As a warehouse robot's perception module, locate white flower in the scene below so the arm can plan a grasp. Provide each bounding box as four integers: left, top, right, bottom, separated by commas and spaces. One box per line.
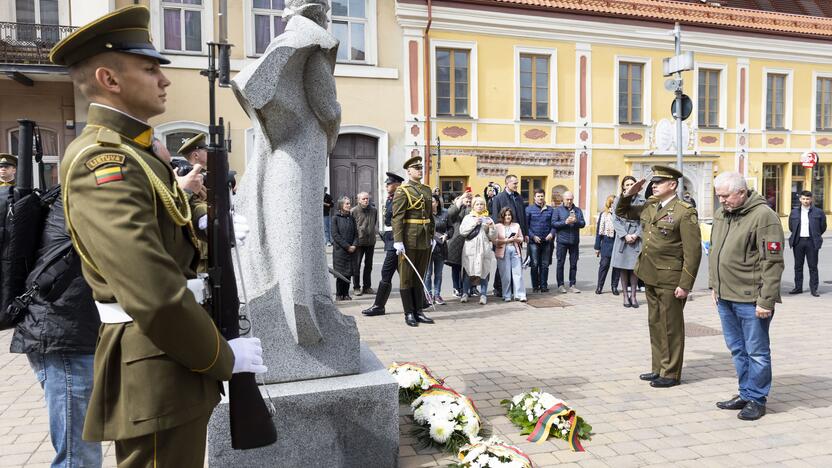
538, 393, 563, 410
511, 393, 524, 405
561, 428, 568, 436
429, 418, 455, 443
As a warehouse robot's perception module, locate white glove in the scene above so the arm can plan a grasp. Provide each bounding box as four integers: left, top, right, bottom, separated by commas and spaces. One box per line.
198, 214, 208, 231
394, 242, 406, 255
233, 213, 250, 245
228, 337, 267, 374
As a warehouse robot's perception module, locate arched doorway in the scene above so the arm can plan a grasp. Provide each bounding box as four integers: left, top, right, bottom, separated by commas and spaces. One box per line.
329, 133, 379, 205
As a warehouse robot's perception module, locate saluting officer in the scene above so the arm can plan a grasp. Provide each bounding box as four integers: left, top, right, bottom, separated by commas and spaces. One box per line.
362, 171, 405, 317
0, 154, 17, 186
616, 165, 701, 388
50, 6, 264, 467
392, 156, 435, 327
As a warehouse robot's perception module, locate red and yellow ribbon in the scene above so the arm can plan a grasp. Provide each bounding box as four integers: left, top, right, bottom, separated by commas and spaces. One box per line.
527, 403, 584, 452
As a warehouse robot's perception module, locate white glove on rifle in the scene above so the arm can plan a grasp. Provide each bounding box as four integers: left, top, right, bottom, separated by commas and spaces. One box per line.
229, 337, 267, 374
233, 213, 250, 245
394, 242, 406, 255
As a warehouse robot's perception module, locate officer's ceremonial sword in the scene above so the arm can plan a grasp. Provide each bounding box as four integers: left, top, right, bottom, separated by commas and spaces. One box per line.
400, 250, 437, 313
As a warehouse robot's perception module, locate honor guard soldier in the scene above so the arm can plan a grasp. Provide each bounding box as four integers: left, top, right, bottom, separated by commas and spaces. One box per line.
362, 171, 405, 317
392, 156, 436, 327
616, 165, 701, 388
50, 6, 264, 467
178, 133, 209, 168
0, 154, 17, 186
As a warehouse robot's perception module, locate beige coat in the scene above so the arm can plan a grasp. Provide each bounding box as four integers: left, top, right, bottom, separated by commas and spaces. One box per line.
459, 213, 497, 278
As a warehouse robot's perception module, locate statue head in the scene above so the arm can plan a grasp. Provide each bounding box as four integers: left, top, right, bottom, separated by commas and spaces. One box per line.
284, 0, 330, 27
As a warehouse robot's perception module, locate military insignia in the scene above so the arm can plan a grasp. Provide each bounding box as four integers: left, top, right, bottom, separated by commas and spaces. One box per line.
766, 241, 782, 254
85, 153, 126, 171
94, 166, 124, 185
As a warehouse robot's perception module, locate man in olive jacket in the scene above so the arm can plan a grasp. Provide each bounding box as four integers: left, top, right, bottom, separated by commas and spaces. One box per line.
710, 172, 784, 421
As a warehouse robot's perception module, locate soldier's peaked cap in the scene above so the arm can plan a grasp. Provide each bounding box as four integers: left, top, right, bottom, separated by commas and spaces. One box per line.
178, 134, 207, 156
385, 172, 404, 184
650, 165, 683, 182
403, 156, 423, 169
49, 5, 170, 67
0, 154, 17, 167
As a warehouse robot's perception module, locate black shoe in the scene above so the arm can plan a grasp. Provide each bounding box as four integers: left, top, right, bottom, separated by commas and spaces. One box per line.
411, 289, 435, 324
362, 282, 391, 316
541, 287, 549, 293
415, 311, 435, 324
650, 377, 680, 388
612, 287, 620, 296
811, 290, 820, 297
362, 306, 385, 316
639, 372, 659, 381
788, 288, 803, 295
493, 290, 502, 298
401, 288, 418, 327
624, 297, 632, 308
404, 313, 419, 327
595, 287, 603, 295
532, 287, 540, 293
738, 401, 766, 420
631, 297, 639, 308
362, 287, 375, 295
716, 395, 748, 410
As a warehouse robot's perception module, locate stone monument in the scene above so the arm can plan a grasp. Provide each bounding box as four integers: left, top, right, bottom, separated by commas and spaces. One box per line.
207, 1, 398, 466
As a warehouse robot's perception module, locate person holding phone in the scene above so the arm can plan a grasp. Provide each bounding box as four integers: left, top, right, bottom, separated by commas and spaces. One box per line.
552, 191, 586, 293
459, 196, 497, 305
495, 207, 527, 302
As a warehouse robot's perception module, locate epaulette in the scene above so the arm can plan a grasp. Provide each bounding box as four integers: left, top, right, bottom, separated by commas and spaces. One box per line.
95, 127, 123, 147
677, 200, 693, 209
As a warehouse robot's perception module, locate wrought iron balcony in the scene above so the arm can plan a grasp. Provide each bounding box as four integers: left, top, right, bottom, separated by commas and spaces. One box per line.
0, 22, 77, 66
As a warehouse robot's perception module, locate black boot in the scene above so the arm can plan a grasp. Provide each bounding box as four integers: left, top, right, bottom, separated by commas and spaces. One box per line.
362, 282, 391, 316
412, 288, 435, 324
400, 288, 418, 327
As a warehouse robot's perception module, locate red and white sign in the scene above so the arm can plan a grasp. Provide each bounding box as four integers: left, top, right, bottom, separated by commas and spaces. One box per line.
801, 151, 819, 168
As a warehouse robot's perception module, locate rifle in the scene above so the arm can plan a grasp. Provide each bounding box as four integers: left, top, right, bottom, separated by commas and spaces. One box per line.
203, 18, 277, 449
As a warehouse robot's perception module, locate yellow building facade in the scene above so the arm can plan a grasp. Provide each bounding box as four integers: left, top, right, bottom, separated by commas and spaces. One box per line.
396, 0, 832, 230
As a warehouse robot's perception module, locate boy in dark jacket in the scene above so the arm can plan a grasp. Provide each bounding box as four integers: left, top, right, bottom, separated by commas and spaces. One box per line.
552, 191, 586, 293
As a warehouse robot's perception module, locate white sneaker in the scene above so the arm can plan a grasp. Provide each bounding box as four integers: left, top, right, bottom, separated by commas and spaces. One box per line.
558, 285, 567, 293
569, 286, 581, 294
460, 294, 469, 303
503, 297, 511, 302
479, 295, 487, 305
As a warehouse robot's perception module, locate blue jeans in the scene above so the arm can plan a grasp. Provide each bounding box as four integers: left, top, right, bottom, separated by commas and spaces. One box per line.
498, 245, 526, 300
27, 353, 102, 468
424, 256, 444, 296
463, 272, 489, 296
528, 240, 552, 289
716, 300, 773, 404
323, 215, 332, 244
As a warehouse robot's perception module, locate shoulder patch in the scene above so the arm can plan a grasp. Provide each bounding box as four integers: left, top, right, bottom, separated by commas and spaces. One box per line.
94, 166, 124, 185
85, 153, 126, 171
95, 127, 122, 147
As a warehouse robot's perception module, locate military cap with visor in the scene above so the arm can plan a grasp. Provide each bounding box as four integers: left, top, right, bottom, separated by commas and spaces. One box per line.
49, 5, 170, 67
0, 154, 17, 167
178, 133, 208, 156
385, 172, 404, 185
402, 156, 423, 170
650, 165, 684, 182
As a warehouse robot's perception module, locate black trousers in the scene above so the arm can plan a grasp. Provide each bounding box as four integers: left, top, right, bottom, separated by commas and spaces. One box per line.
597, 255, 620, 291
793, 237, 820, 292
556, 243, 579, 287
335, 278, 351, 296
380, 249, 398, 283
353, 245, 375, 290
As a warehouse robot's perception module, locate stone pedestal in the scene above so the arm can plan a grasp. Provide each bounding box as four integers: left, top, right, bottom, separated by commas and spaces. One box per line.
208, 344, 399, 468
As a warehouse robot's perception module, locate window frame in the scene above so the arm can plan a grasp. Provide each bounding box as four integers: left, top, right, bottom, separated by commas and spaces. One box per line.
430, 39, 478, 119
514, 46, 557, 122
520, 176, 546, 205
810, 163, 830, 212
152, 0, 214, 56
813, 72, 832, 132
762, 163, 783, 215
791, 164, 807, 210
761, 68, 793, 131
693, 62, 728, 130
248, 0, 286, 56
439, 176, 467, 209
330, 0, 370, 64
614, 55, 652, 126
7, 126, 60, 190
434, 48, 471, 118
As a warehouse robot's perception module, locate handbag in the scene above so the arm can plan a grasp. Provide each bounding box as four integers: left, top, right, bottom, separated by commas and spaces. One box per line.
465, 223, 482, 240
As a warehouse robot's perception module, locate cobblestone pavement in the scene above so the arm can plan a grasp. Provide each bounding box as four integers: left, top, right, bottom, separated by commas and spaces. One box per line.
2, 238, 831, 467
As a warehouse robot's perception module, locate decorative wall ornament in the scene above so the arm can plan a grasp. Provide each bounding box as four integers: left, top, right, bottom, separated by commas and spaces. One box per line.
579, 130, 589, 142
818, 137, 832, 147
767, 137, 784, 145
524, 128, 548, 140
442, 126, 468, 138
410, 124, 420, 137
621, 131, 643, 142
700, 135, 718, 144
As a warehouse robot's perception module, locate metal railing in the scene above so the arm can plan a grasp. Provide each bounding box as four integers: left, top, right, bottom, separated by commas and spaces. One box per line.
0, 22, 77, 65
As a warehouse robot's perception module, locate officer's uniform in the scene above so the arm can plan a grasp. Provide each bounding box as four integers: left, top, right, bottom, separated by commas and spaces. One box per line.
0, 153, 17, 186
616, 165, 701, 386
177, 134, 209, 271
392, 156, 435, 327
50, 6, 233, 467
362, 172, 404, 317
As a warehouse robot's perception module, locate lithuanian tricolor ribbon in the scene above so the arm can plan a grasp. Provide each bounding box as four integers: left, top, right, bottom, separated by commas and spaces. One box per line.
421, 384, 481, 424
94, 166, 124, 185
527, 403, 584, 452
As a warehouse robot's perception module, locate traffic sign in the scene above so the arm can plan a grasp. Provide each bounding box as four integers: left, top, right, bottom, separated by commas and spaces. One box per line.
671, 94, 693, 121
662, 51, 694, 77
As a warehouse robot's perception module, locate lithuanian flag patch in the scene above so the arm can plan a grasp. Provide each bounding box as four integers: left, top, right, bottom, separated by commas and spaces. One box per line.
94, 166, 124, 185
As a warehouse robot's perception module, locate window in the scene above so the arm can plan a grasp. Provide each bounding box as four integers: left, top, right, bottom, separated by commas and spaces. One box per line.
252, 0, 285, 55
698, 69, 720, 128
766, 74, 786, 130
811, 164, 829, 211
762, 163, 783, 213
791, 165, 806, 209
520, 177, 545, 206
817, 78, 832, 131
15, 0, 59, 42
520, 54, 549, 120
618, 62, 643, 124
440, 177, 466, 208
331, 0, 367, 63
9, 127, 60, 189
436, 49, 470, 117
162, 0, 203, 53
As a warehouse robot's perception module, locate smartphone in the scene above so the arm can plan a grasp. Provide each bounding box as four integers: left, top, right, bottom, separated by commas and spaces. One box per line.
508, 232, 517, 239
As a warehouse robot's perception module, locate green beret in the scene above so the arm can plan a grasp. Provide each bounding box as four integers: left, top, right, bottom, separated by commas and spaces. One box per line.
403, 156, 423, 170
49, 5, 170, 67
178, 134, 207, 156
0, 154, 17, 167
651, 165, 683, 182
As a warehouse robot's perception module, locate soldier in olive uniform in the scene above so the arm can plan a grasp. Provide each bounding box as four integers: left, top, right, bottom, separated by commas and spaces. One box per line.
50, 6, 264, 467
616, 165, 702, 388
178, 134, 209, 271
392, 156, 436, 327
0, 154, 17, 186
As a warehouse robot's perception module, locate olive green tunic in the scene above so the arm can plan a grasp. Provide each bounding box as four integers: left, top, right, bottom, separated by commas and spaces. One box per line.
392, 179, 435, 288
616, 194, 702, 380
60, 104, 233, 442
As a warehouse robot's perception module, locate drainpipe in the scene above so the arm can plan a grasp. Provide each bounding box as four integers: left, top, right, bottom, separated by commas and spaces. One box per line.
423, 0, 433, 186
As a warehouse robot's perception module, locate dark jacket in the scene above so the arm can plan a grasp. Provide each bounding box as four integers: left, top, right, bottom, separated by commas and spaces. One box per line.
552, 205, 586, 245
323, 193, 333, 217
331, 211, 357, 276
525, 203, 555, 239
788, 205, 827, 250
593, 213, 616, 258
432, 208, 453, 260
10, 195, 100, 354
382, 195, 395, 251
445, 202, 470, 265
490, 190, 527, 235
351, 204, 377, 247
